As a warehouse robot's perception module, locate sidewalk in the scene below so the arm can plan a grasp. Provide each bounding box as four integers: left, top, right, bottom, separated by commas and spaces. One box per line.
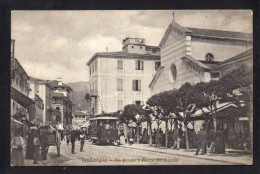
120, 143, 253, 165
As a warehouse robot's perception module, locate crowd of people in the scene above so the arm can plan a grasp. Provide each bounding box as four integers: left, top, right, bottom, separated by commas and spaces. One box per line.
11, 126, 50, 166
125, 124, 251, 155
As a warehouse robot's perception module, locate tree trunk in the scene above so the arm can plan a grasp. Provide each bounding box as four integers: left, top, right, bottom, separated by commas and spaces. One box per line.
136, 124, 140, 144
148, 123, 152, 146
184, 121, 189, 150
165, 120, 168, 148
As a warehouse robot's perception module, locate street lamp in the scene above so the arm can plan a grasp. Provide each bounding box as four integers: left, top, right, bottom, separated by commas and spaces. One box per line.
135, 113, 141, 144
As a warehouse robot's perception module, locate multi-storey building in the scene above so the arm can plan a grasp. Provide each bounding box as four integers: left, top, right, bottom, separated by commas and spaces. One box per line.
11, 39, 35, 136
50, 78, 73, 127
28, 77, 54, 126
87, 37, 160, 115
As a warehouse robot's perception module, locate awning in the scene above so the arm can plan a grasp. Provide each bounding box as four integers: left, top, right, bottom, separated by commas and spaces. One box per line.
11, 87, 34, 108
81, 121, 90, 128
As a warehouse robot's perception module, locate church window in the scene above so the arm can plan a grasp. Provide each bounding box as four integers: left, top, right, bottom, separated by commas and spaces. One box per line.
205, 53, 214, 62
169, 63, 177, 84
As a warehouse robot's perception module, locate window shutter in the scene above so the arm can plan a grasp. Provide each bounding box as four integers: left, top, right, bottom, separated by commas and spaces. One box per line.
132, 80, 136, 91
135, 60, 138, 70
138, 80, 141, 91
141, 61, 144, 70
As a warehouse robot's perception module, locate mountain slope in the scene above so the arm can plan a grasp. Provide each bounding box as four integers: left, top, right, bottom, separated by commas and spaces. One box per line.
68, 82, 90, 112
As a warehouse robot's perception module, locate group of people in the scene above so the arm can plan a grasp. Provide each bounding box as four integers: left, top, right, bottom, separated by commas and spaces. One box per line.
65, 130, 86, 154
11, 127, 49, 166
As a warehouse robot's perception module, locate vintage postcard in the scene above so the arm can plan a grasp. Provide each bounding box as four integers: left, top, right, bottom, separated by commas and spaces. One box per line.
10, 10, 253, 166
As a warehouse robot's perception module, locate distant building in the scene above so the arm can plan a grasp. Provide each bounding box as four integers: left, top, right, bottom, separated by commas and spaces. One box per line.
72, 111, 91, 130
28, 77, 54, 126
50, 78, 74, 127
87, 37, 160, 115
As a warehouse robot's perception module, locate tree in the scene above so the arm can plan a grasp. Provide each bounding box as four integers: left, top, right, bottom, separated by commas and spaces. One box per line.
121, 104, 145, 144
142, 105, 155, 146
174, 83, 199, 150
147, 90, 179, 148
218, 65, 253, 150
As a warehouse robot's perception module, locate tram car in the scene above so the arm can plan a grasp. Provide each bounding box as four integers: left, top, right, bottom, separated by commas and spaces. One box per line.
88, 114, 119, 145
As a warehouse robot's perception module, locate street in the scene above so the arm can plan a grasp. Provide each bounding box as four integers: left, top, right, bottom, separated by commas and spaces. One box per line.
24, 140, 242, 166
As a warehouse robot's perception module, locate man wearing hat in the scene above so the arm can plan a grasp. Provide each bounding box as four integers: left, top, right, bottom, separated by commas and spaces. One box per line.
195, 127, 207, 155
26, 127, 36, 159
33, 129, 41, 164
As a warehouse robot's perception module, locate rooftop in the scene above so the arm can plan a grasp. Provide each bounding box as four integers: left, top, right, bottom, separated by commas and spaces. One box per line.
187, 27, 252, 41
217, 48, 253, 66
49, 80, 73, 92
87, 51, 160, 65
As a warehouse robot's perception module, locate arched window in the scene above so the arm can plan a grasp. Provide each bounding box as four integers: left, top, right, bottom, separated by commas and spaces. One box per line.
169, 63, 177, 84
205, 53, 214, 62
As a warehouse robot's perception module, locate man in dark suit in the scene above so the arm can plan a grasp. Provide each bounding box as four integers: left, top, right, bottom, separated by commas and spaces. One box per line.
195, 127, 207, 155
71, 131, 76, 154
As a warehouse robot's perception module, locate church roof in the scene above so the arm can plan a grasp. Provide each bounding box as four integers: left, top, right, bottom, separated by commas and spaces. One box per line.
187, 27, 252, 41
149, 66, 165, 88
87, 51, 160, 65
159, 21, 252, 48
217, 48, 253, 66
181, 55, 211, 71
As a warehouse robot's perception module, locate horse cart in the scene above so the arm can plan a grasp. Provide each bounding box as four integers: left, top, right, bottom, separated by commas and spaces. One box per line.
39, 126, 61, 156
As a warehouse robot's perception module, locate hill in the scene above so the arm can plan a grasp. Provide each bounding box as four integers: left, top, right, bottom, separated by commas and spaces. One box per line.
67, 82, 90, 112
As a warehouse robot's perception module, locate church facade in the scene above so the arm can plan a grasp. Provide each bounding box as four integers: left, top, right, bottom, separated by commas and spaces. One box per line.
149, 19, 253, 95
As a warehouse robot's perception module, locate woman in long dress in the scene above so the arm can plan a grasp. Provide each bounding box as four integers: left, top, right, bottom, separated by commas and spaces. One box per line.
119, 130, 125, 145
11, 129, 25, 166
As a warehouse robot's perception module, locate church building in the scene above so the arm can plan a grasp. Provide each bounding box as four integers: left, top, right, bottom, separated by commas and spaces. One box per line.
149, 13, 253, 95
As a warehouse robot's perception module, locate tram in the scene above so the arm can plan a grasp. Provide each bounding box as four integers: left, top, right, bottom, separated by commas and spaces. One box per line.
88, 113, 119, 145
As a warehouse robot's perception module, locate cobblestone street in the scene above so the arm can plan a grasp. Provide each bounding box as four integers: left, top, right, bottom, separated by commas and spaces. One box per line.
24, 140, 252, 166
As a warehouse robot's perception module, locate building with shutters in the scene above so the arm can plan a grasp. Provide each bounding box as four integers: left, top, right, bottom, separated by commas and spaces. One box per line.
28, 77, 54, 126
50, 78, 74, 127
86, 37, 160, 115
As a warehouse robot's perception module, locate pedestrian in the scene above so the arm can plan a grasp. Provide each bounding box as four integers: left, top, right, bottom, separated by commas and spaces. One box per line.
208, 127, 216, 153
172, 129, 180, 150
26, 127, 36, 159
155, 129, 161, 147
40, 132, 48, 160
11, 129, 25, 166
128, 129, 133, 145
33, 131, 41, 164
141, 128, 148, 144
119, 130, 125, 145
71, 131, 76, 154
66, 132, 70, 146
195, 127, 207, 155
79, 131, 85, 152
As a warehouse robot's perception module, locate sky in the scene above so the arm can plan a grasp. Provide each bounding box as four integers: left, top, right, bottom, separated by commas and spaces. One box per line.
11, 10, 253, 83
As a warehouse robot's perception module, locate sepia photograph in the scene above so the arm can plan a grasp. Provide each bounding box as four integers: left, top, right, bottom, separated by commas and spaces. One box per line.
10, 10, 253, 166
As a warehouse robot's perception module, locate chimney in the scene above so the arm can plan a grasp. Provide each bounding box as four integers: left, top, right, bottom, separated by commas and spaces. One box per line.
57, 77, 62, 86
106, 47, 108, 52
